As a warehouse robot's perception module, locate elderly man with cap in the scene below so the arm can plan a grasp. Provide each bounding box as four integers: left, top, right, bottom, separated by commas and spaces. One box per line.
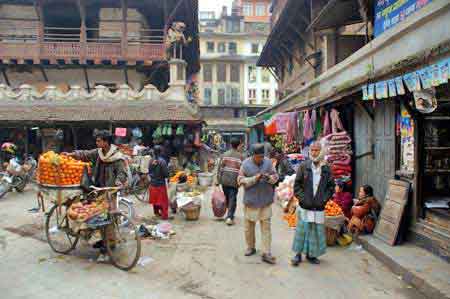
291, 141, 334, 266
238, 143, 278, 264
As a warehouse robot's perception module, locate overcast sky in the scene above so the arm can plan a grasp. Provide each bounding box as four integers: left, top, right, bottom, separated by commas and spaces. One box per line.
199, 0, 233, 16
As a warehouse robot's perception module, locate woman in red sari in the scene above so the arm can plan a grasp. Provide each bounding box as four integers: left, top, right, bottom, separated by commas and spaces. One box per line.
148, 145, 170, 220
332, 181, 353, 219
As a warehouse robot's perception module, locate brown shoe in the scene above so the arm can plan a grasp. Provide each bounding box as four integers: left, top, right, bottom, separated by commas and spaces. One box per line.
244, 248, 257, 256
262, 253, 276, 264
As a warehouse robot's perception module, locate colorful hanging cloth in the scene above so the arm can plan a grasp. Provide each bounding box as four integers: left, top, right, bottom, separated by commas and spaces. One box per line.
303, 110, 313, 144
330, 109, 345, 133
323, 111, 331, 136
264, 113, 277, 135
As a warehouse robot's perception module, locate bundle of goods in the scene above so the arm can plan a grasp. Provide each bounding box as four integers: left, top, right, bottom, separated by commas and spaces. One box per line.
211, 187, 227, 218
324, 200, 346, 246
68, 199, 109, 223
117, 144, 133, 157
170, 171, 195, 185
37, 151, 91, 186
287, 153, 305, 172
275, 174, 296, 207
323, 131, 353, 186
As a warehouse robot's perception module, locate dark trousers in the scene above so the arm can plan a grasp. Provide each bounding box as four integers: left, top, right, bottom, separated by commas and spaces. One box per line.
222, 186, 238, 220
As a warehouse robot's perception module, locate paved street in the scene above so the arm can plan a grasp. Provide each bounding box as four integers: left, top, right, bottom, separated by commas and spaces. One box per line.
0, 186, 427, 299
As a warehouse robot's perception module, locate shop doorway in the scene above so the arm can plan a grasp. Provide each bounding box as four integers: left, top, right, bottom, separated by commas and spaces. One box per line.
354, 101, 396, 202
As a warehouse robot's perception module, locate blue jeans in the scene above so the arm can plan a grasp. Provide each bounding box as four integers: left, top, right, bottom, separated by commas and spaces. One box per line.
222, 186, 238, 220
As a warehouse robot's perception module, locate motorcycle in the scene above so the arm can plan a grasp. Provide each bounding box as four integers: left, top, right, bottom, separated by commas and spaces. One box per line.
0, 156, 37, 199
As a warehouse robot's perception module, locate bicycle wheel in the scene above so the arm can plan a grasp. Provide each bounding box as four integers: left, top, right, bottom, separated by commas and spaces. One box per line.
133, 186, 149, 203
105, 213, 141, 271
45, 204, 79, 254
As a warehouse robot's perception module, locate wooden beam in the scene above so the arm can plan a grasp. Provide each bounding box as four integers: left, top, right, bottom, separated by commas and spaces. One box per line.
77, 0, 87, 64
267, 67, 280, 82
1, 68, 10, 86
121, 0, 128, 58
40, 66, 48, 82
279, 43, 302, 65
166, 0, 184, 30
123, 68, 129, 85
83, 67, 90, 92
306, 0, 338, 32
288, 23, 314, 50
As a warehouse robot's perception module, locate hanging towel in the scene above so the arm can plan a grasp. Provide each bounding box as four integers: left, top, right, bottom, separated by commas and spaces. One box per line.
330, 109, 345, 133
323, 111, 331, 136
310, 109, 317, 133
303, 111, 313, 144
315, 109, 322, 138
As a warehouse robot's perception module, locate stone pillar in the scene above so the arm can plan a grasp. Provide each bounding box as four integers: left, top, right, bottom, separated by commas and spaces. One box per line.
169, 58, 187, 87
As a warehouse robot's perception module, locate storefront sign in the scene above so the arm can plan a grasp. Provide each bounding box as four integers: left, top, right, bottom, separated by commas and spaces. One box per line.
374, 0, 433, 37
362, 57, 450, 102
115, 127, 127, 137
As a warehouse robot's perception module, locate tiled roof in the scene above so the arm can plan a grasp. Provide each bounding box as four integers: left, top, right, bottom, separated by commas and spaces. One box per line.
0, 100, 202, 123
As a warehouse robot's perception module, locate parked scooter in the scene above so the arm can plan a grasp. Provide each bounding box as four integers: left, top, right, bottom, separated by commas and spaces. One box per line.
0, 156, 37, 199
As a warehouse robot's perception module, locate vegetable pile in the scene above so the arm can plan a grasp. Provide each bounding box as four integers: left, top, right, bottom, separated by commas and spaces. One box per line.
37, 151, 91, 186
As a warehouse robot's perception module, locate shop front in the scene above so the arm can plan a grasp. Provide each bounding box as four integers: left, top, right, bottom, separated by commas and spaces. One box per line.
355, 56, 450, 260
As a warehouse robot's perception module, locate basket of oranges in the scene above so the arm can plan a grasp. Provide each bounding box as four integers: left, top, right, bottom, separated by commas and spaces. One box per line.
324, 200, 346, 245
37, 151, 91, 188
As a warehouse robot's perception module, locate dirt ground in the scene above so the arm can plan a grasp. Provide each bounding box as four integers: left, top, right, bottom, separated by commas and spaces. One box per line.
0, 186, 427, 299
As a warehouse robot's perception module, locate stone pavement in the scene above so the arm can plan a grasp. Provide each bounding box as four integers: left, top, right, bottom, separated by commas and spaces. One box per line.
0, 186, 427, 299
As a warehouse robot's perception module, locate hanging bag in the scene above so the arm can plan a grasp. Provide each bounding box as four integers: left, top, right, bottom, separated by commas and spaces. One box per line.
211, 186, 227, 218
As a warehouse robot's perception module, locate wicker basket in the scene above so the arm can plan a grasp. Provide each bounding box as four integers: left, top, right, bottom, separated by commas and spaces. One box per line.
326, 227, 339, 246
181, 204, 201, 221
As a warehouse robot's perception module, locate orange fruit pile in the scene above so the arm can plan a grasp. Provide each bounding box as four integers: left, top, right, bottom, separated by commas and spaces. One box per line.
283, 213, 297, 228
68, 200, 109, 222
37, 151, 91, 186
325, 200, 343, 216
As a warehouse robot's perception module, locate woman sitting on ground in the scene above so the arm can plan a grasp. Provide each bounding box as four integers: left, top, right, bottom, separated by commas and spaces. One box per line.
332, 181, 353, 219
348, 185, 381, 234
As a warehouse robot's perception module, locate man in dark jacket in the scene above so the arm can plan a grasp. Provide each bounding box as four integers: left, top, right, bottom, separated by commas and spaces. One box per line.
272, 149, 295, 184
217, 138, 243, 225
148, 145, 170, 220
291, 141, 334, 266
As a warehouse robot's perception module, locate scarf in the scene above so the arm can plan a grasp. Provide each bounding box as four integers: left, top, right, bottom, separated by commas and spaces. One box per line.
98, 144, 125, 163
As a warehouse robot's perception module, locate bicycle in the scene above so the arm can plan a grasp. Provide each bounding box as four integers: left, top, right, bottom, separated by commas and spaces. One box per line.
45, 186, 141, 271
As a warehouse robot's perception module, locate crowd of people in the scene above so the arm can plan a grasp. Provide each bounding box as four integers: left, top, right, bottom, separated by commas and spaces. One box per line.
216, 138, 381, 266
0, 129, 380, 265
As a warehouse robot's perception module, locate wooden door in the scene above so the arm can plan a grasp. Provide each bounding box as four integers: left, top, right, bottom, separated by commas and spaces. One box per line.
373, 101, 396, 202
354, 101, 396, 203
354, 103, 374, 191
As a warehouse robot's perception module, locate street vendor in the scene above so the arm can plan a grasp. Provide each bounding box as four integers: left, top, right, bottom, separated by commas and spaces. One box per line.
332, 181, 353, 219
348, 185, 381, 234
68, 130, 128, 188
66, 130, 128, 260
148, 145, 171, 220
291, 141, 335, 266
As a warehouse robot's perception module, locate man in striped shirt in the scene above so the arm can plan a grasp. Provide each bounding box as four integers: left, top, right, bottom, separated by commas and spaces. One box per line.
217, 138, 244, 225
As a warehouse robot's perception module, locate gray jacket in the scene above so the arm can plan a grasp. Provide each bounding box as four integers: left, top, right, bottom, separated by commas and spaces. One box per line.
238, 157, 278, 208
